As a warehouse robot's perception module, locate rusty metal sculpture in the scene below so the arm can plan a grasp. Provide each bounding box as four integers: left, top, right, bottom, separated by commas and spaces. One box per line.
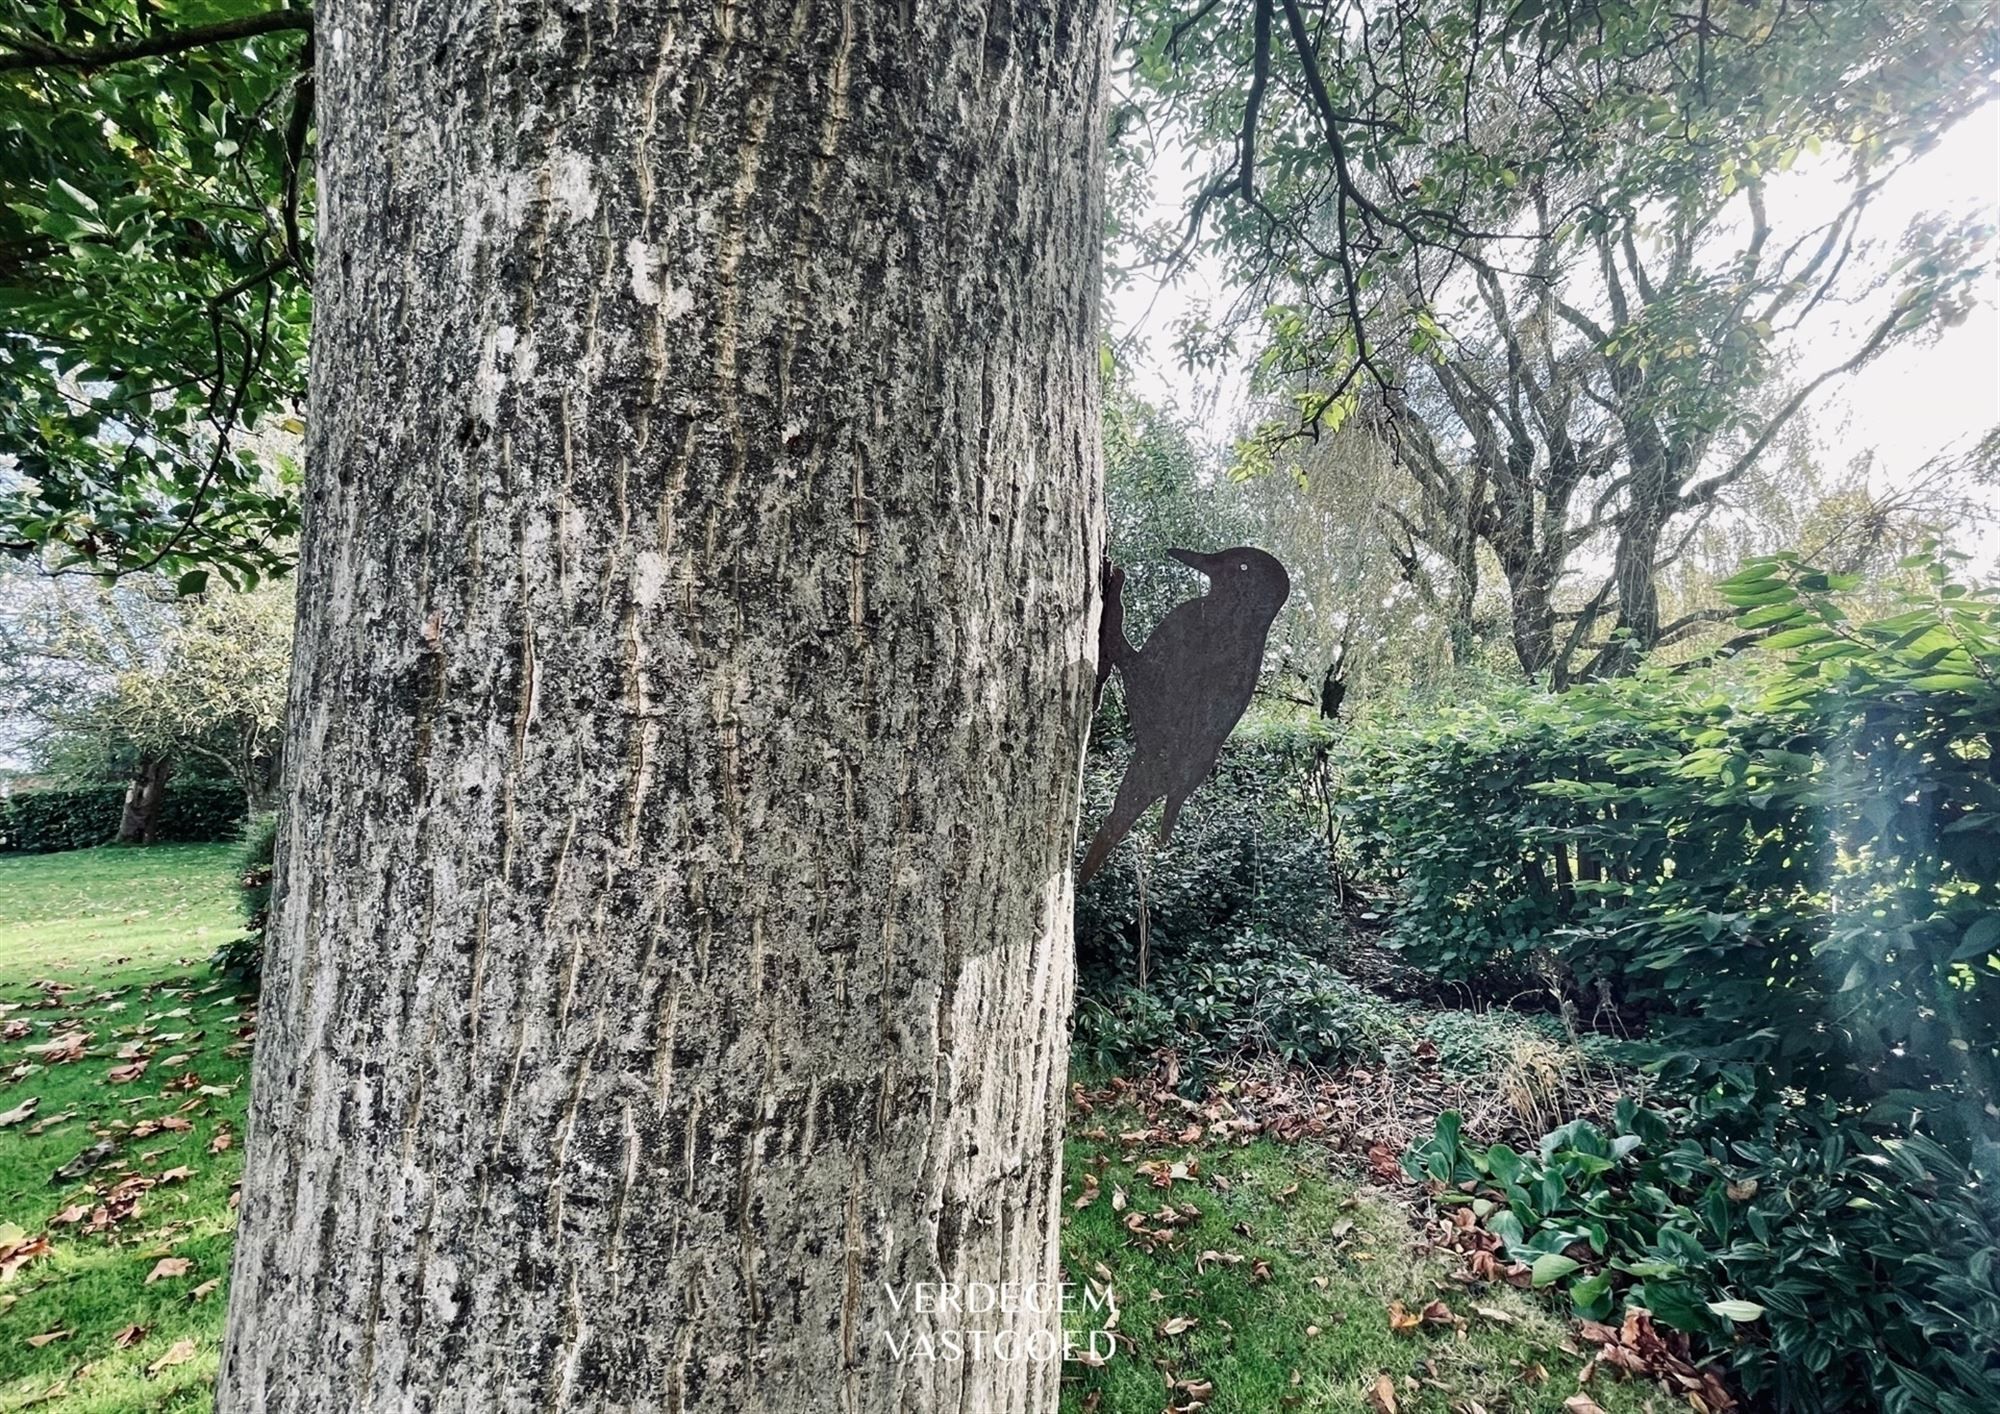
1080, 546, 1292, 883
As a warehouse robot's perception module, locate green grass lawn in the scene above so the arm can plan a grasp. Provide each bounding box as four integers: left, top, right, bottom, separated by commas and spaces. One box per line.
0, 846, 1638, 1414
1058, 1127, 1649, 1414
0, 846, 250, 1413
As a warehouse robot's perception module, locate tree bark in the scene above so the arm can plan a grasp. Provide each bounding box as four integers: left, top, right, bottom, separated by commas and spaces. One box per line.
219, 3, 1109, 1410
117, 755, 171, 844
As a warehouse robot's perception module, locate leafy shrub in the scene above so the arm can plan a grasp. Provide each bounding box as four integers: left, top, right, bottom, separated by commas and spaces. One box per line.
236, 811, 278, 928
0, 779, 245, 853
1073, 724, 1361, 1074
1407, 1096, 2000, 1413
1077, 723, 1336, 980
214, 812, 279, 982
154, 779, 248, 843
1340, 692, 1673, 981
1073, 928, 1411, 1078
1343, 554, 2000, 1131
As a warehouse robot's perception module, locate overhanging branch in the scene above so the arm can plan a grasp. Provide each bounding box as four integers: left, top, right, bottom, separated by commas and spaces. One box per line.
0, 9, 310, 73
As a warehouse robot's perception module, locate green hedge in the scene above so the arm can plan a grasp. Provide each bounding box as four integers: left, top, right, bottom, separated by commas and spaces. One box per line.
1343, 553, 2000, 1138
0, 779, 246, 853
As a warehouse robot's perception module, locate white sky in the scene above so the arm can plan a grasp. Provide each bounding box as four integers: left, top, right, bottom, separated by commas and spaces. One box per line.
1109, 98, 2000, 524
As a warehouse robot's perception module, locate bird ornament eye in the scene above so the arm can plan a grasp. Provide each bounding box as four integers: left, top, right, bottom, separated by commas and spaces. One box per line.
1238, 562, 1248, 572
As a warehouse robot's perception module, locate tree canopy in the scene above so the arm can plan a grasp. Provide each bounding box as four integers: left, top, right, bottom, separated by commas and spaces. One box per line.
0, 0, 311, 585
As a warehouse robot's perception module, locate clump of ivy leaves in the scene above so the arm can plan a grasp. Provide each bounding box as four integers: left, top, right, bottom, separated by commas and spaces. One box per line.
1, 1, 311, 587
1407, 1081, 2000, 1413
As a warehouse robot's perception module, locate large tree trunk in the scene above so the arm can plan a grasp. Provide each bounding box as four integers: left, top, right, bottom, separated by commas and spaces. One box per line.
219, 4, 1109, 1411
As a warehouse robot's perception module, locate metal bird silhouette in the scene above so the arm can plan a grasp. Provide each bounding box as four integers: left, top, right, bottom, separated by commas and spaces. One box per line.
1079, 546, 1291, 883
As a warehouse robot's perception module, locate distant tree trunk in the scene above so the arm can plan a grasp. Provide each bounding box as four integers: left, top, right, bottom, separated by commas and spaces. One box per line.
117, 756, 171, 844
1586, 385, 1684, 679
220, 3, 1109, 1411
1501, 560, 1556, 681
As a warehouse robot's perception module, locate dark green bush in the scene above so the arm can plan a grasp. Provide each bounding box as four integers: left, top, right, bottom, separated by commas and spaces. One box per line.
236, 811, 277, 928
1407, 1095, 2000, 1413
1071, 928, 1411, 1077
0, 784, 125, 852
212, 811, 278, 982
154, 779, 248, 843
1339, 687, 1678, 982
1072, 723, 1361, 1074
0, 779, 245, 853
1076, 722, 1336, 981
1343, 555, 2000, 1131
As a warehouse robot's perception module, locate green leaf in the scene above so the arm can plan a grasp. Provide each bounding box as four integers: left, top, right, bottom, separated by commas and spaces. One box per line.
1952, 913, 2000, 962
1572, 1272, 1614, 1320
1531, 1253, 1581, 1287
1706, 1299, 1765, 1322
1909, 673, 1985, 692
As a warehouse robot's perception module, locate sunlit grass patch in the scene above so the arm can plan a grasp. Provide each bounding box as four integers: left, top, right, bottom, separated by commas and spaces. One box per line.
1058, 1117, 1652, 1414
0, 845, 250, 1413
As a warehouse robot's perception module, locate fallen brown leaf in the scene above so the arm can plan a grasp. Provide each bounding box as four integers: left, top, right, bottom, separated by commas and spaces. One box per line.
1368, 1372, 1400, 1414
148, 1338, 196, 1374
25, 1109, 78, 1136
0, 1227, 52, 1282
26, 1032, 87, 1063
114, 1323, 148, 1347
24, 1328, 68, 1348
0, 1097, 38, 1127
144, 1257, 191, 1285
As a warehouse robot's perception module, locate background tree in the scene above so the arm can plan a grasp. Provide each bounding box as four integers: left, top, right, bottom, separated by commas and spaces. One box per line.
1234, 420, 1457, 708
0, 563, 176, 835
216, 2, 1112, 1410
1102, 380, 1248, 637
98, 584, 292, 814
1122, 0, 1999, 681
0, 569, 289, 833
